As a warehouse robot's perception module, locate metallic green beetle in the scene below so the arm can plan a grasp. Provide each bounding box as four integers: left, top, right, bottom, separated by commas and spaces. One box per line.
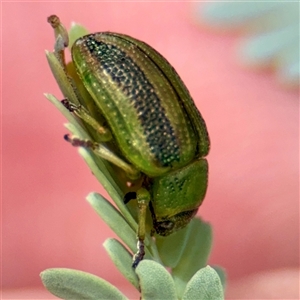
47, 15, 210, 267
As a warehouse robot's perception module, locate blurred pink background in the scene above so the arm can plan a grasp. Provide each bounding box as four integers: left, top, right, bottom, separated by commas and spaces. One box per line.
2, 2, 299, 299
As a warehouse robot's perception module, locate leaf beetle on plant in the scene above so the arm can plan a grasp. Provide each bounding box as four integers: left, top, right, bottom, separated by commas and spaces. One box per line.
47, 15, 210, 267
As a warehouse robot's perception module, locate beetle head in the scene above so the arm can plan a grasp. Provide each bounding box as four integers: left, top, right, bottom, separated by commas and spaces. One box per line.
151, 207, 198, 236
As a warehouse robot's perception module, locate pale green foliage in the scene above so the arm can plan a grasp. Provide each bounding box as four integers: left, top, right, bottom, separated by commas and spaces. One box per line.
194, 2, 299, 89
41, 23, 225, 299
41, 269, 127, 300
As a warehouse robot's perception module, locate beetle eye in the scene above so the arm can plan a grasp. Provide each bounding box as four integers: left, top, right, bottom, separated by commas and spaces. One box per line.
159, 221, 174, 230
154, 220, 175, 236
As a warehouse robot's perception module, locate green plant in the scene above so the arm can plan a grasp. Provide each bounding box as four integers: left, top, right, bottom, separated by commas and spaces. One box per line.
41, 19, 225, 300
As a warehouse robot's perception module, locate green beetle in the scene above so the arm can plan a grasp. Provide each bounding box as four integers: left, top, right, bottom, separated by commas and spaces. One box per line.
47, 15, 210, 267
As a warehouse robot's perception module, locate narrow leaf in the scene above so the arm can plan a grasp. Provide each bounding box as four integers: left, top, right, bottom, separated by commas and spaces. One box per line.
87, 192, 137, 254
103, 238, 139, 290
45, 52, 81, 106
81, 149, 138, 231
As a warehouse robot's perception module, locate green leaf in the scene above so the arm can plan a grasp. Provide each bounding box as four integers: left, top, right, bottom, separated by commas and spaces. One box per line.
45, 52, 81, 106
135, 260, 177, 300
197, 2, 299, 88
40, 268, 127, 300
82, 154, 138, 232
182, 266, 224, 300
79, 147, 125, 202
86, 192, 138, 254
103, 238, 139, 290
155, 220, 192, 268
211, 265, 226, 290
171, 218, 212, 298
68, 23, 89, 49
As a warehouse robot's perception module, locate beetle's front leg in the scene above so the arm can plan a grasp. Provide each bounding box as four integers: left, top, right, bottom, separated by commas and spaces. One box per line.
61, 99, 112, 142
132, 188, 151, 268
64, 134, 140, 180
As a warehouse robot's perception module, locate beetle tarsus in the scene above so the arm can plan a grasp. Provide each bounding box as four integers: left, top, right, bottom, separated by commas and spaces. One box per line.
124, 192, 137, 204
63, 134, 71, 143
132, 239, 145, 268
64, 134, 95, 149
61, 99, 78, 112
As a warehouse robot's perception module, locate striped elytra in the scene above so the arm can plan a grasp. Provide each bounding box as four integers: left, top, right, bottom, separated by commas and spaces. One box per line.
71, 33, 207, 177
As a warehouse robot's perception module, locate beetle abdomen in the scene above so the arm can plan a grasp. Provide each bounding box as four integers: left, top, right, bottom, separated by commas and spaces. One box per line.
72, 33, 197, 177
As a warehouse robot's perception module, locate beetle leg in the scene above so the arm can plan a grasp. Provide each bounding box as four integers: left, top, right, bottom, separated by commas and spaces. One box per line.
61, 99, 112, 142
47, 15, 69, 67
123, 191, 136, 204
47, 15, 86, 111
64, 134, 140, 180
132, 188, 150, 268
